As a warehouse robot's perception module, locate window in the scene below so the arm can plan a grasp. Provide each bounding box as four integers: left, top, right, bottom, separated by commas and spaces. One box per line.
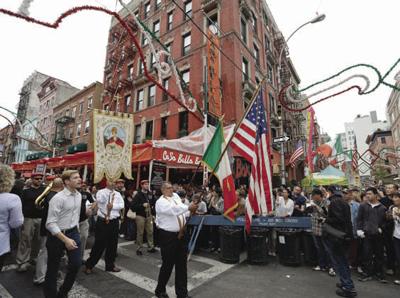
104, 104, 109, 111
139, 59, 144, 74
182, 69, 190, 87
134, 124, 142, 144
381, 137, 386, 144
65, 109, 70, 117
206, 13, 218, 31
265, 34, 271, 51
124, 95, 131, 112
72, 106, 77, 117
254, 44, 260, 65
155, 0, 161, 10
76, 123, 81, 137
269, 93, 275, 114
87, 97, 93, 109
150, 53, 156, 69
242, 58, 249, 81
127, 64, 134, 79
182, 32, 191, 55
179, 111, 189, 134
161, 116, 168, 137
165, 42, 172, 62
162, 78, 169, 101
184, 1, 192, 19
68, 127, 73, 139
153, 20, 160, 36
145, 120, 153, 139
136, 89, 144, 111
241, 18, 247, 44
148, 85, 156, 106
144, 2, 151, 18
79, 102, 83, 114
141, 33, 148, 46
251, 12, 257, 34
116, 100, 120, 112
267, 64, 273, 85
167, 11, 173, 30
84, 120, 90, 134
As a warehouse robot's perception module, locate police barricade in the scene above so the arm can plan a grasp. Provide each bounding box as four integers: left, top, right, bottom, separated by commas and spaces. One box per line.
187, 216, 312, 265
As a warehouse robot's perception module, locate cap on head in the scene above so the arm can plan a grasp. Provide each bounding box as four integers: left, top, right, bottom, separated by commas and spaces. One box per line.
31, 172, 44, 178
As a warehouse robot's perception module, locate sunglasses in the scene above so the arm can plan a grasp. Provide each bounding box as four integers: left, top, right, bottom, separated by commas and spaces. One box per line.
33, 177, 42, 180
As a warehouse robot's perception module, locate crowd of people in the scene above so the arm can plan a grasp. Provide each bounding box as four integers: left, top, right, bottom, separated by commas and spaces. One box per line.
0, 163, 400, 298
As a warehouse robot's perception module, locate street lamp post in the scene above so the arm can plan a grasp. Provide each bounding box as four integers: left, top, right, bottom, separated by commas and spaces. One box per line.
277, 14, 325, 186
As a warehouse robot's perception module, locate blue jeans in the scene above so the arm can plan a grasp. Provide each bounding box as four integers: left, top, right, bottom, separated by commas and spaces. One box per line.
43, 228, 81, 298
313, 235, 332, 269
326, 238, 355, 291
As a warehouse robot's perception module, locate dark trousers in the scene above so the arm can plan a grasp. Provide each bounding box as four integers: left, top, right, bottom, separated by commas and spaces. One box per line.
347, 239, 363, 267
393, 237, 400, 275
326, 238, 355, 291
43, 228, 81, 298
313, 235, 332, 269
363, 234, 385, 278
85, 218, 119, 270
155, 229, 188, 298
0, 253, 6, 272
383, 229, 395, 270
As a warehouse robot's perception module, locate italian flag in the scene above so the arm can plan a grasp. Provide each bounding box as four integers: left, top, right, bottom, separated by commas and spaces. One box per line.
202, 121, 237, 221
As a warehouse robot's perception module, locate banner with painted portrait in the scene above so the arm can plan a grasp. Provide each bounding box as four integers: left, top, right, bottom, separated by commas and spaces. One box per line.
93, 110, 134, 183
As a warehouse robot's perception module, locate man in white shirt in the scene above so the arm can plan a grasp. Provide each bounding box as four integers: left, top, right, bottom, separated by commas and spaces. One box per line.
84, 180, 124, 274
155, 182, 198, 298
43, 170, 82, 298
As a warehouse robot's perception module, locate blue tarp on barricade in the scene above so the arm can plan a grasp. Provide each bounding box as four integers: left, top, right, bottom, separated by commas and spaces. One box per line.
188, 215, 311, 229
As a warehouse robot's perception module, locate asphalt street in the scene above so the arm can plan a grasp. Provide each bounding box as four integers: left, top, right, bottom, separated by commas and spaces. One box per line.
0, 239, 398, 298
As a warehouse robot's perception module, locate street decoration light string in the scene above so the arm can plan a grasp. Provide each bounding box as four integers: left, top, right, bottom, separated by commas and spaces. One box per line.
279, 59, 400, 113
0, 4, 202, 121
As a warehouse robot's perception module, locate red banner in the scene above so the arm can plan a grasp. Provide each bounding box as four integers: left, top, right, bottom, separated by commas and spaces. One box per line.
207, 29, 222, 117
306, 107, 315, 172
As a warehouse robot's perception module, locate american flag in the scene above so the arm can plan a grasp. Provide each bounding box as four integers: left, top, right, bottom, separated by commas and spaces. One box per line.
352, 140, 358, 171
289, 140, 304, 168
230, 89, 273, 233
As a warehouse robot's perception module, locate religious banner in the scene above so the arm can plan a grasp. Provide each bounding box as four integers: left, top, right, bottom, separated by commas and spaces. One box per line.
93, 109, 134, 183
306, 107, 315, 172
149, 161, 167, 191
207, 28, 222, 117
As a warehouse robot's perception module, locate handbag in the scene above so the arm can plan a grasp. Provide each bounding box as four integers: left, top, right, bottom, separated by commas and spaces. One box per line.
322, 223, 346, 239
126, 209, 136, 220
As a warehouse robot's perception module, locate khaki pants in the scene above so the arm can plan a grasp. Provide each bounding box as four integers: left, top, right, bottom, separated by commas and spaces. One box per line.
79, 219, 90, 260
34, 236, 47, 284
16, 218, 41, 267
135, 215, 154, 249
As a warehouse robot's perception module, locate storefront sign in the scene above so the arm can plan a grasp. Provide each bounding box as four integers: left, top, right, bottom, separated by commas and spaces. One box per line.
207, 28, 222, 117
158, 149, 201, 166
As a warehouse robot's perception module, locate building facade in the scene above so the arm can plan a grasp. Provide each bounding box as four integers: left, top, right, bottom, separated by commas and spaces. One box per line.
386, 71, 400, 152
36, 77, 80, 151
101, 0, 308, 186
366, 130, 396, 182
53, 82, 103, 156
0, 125, 14, 164
13, 71, 52, 163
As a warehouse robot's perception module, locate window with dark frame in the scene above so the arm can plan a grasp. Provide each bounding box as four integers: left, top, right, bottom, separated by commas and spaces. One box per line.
182, 69, 190, 87
251, 11, 257, 34
162, 78, 169, 101
184, 1, 192, 19
155, 0, 161, 10
136, 89, 144, 111
145, 120, 153, 139
153, 20, 160, 36
242, 58, 249, 81
144, 2, 151, 18
84, 120, 90, 134
241, 18, 247, 44
141, 33, 148, 46
128, 64, 134, 79
182, 32, 191, 55
179, 111, 189, 134
148, 85, 156, 106
134, 124, 142, 144
381, 137, 386, 144
254, 44, 260, 65
124, 95, 131, 112
76, 123, 81, 137
167, 11, 173, 30
87, 97, 93, 109
161, 116, 168, 137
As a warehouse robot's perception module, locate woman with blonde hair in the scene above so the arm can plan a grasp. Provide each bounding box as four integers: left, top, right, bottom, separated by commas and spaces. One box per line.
0, 164, 24, 271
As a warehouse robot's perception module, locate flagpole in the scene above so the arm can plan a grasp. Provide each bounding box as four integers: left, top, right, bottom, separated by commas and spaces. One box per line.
205, 76, 268, 180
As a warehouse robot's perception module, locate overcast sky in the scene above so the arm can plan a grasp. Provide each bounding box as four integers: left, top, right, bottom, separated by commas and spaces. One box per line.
0, 0, 399, 139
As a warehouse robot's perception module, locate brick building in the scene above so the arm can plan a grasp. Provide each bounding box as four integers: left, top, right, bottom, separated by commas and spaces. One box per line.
386, 71, 400, 151
0, 125, 14, 164
101, 0, 307, 185
366, 129, 397, 181
53, 82, 103, 156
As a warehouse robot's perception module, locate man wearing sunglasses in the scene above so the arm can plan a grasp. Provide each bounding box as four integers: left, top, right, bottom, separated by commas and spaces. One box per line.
16, 172, 45, 273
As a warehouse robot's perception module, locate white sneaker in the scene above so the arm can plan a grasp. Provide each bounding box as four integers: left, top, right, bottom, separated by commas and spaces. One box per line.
357, 266, 364, 274
313, 266, 322, 271
394, 280, 400, 285
386, 269, 394, 276
328, 268, 336, 276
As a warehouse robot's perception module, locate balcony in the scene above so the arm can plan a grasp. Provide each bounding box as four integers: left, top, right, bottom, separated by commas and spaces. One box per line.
105, 84, 117, 94
242, 80, 256, 98
202, 0, 220, 12
119, 78, 133, 89
55, 115, 75, 125
239, 0, 251, 19
55, 136, 72, 145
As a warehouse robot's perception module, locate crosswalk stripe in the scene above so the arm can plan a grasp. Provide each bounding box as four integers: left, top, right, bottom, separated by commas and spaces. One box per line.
69, 283, 101, 298
0, 283, 13, 298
